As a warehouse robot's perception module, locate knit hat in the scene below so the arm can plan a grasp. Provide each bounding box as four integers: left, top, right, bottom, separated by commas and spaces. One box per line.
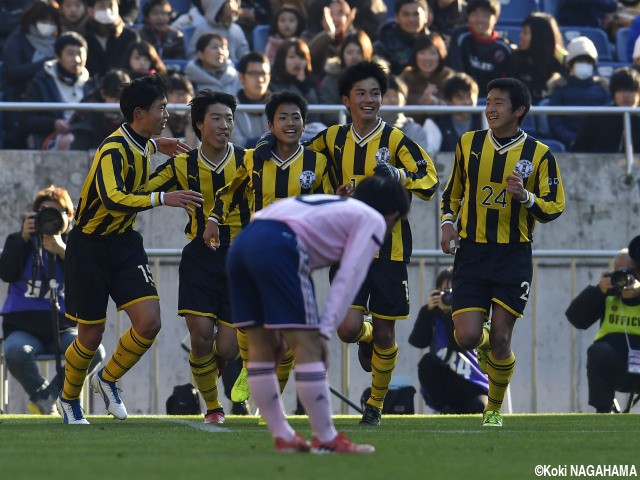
633, 36, 640, 60
565, 36, 598, 65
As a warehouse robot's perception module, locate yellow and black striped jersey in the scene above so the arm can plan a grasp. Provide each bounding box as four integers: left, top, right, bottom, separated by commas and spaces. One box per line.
209, 144, 337, 222
304, 118, 439, 262
441, 129, 565, 243
146, 144, 251, 246
74, 124, 164, 236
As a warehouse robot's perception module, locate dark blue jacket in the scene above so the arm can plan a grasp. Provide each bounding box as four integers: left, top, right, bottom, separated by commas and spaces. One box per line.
374, 21, 430, 75
1, 29, 49, 101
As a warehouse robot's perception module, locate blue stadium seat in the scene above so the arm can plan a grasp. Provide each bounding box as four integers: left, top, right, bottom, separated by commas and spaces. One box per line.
496, 24, 521, 45
560, 26, 613, 61
539, 138, 566, 153
164, 58, 188, 73
596, 61, 627, 80
181, 25, 196, 51
616, 27, 630, 62
540, 0, 560, 17
497, 0, 539, 25
384, 0, 395, 18
252, 24, 270, 53
170, 0, 192, 15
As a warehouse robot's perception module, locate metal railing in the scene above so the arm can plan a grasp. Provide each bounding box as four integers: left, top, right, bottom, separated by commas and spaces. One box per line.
0, 102, 638, 178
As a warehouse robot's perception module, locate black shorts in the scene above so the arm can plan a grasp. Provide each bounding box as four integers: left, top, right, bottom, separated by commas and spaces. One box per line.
452, 240, 533, 318
331, 258, 410, 320
64, 229, 159, 324
178, 240, 232, 327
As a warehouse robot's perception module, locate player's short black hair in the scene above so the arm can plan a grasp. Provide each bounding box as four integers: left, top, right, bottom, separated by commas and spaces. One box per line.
338, 60, 388, 98
354, 176, 410, 218
487, 77, 532, 125
189, 89, 237, 141
54, 31, 87, 57
265, 91, 308, 123
119, 73, 169, 123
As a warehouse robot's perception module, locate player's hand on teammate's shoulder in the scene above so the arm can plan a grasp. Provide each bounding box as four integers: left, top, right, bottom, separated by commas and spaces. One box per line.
155, 137, 191, 157
163, 190, 204, 212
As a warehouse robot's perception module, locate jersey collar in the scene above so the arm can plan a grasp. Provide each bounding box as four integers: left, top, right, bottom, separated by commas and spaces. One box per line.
488, 129, 527, 154
120, 123, 150, 156
350, 118, 384, 147
199, 143, 233, 174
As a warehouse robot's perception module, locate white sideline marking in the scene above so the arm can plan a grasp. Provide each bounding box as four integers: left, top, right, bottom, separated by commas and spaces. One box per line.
162, 417, 230, 432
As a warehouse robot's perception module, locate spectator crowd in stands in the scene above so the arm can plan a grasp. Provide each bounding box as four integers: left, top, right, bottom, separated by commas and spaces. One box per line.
2, 0, 640, 153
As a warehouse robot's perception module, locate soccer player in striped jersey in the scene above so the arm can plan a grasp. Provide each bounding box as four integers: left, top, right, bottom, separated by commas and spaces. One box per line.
440, 77, 565, 427
146, 90, 250, 424
300, 60, 439, 426
57, 74, 204, 424
204, 91, 346, 408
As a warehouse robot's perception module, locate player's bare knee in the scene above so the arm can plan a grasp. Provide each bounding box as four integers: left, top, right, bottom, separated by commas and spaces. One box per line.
372, 327, 394, 348
454, 330, 480, 351
336, 322, 360, 343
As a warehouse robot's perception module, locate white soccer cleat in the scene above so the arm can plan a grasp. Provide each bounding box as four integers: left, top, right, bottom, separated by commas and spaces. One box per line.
91, 369, 128, 420
57, 393, 90, 425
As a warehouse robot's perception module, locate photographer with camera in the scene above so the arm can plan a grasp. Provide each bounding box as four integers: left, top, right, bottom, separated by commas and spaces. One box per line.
409, 267, 488, 414
565, 241, 640, 413
0, 186, 105, 414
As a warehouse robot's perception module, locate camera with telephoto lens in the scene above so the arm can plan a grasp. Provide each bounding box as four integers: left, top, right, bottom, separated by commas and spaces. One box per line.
441, 288, 453, 306
33, 207, 65, 236
609, 268, 637, 292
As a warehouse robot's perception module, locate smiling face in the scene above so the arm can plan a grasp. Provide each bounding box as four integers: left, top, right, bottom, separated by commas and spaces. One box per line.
136, 95, 169, 136
395, 2, 427, 36
342, 77, 383, 124
485, 87, 523, 137
198, 102, 234, 151
268, 102, 304, 148
416, 45, 440, 76
147, 3, 172, 33
468, 7, 496, 39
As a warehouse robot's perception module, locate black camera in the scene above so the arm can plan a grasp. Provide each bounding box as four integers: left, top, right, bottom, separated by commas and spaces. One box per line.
33, 207, 65, 236
609, 268, 636, 291
441, 288, 453, 306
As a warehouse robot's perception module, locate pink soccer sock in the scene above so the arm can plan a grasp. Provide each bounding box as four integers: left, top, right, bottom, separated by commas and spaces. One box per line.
295, 362, 338, 443
247, 362, 295, 441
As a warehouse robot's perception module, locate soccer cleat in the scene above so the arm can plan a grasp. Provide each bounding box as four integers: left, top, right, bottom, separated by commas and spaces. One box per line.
231, 367, 250, 403
482, 410, 503, 427
274, 432, 311, 453
204, 408, 225, 424
476, 321, 492, 374
311, 433, 375, 454
91, 369, 128, 420
357, 341, 374, 373
28, 393, 57, 415
56, 392, 89, 425
231, 401, 250, 415
358, 404, 382, 426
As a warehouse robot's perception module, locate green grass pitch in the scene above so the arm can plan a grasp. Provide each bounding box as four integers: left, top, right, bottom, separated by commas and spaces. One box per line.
0, 414, 637, 480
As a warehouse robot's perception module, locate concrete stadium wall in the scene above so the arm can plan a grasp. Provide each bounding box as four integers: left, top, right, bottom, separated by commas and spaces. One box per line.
1, 149, 639, 416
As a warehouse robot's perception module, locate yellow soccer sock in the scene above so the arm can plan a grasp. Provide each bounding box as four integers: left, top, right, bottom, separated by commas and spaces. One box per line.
485, 351, 516, 413
237, 328, 248, 369
276, 349, 295, 394
189, 350, 222, 411
354, 320, 373, 344
102, 327, 154, 382
62, 339, 97, 401
367, 343, 399, 410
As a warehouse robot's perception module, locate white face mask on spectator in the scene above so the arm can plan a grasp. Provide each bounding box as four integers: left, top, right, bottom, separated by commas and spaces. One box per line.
573, 62, 594, 80
94, 8, 118, 25
36, 22, 57, 37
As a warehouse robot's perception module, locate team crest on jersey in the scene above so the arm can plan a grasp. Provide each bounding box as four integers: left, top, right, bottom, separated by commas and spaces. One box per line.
299, 170, 316, 189
375, 147, 391, 165
514, 159, 533, 179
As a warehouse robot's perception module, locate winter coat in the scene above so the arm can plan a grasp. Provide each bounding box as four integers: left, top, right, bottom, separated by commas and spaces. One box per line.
231, 89, 270, 148
137, 24, 186, 60
2, 29, 51, 101
572, 101, 640, 153
184, 59, 241, 95
84, 21, 140, 78
398, 66, 455, 124
546, 74, 611, 149
374, 20, 430, 75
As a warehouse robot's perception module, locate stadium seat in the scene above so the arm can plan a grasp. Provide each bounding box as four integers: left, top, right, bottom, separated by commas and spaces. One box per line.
384, 0, 395, 18
560, 26, 613, 61
164, 58, 188, 73
497, 0, 539, 25
496, 24, 521, 45
541, 0, 560, 17
596, 61, 627, 80
616, 27, 630, 62
252, 24, 270, 53
539, 138, 566, 153
170, 0, 192, 15
181, 25, 196, 52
